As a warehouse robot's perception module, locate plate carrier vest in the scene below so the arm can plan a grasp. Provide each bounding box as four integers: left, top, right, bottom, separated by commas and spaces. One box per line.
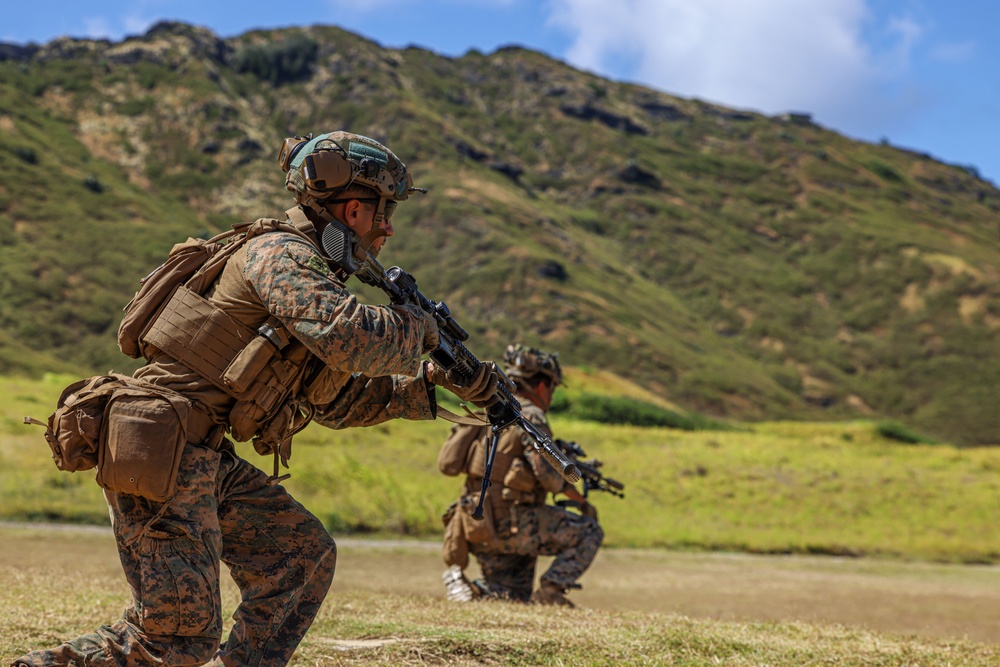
117, 211, 324, 472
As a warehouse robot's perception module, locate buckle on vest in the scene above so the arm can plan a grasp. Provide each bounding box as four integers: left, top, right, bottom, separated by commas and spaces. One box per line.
258, 323, 288, 350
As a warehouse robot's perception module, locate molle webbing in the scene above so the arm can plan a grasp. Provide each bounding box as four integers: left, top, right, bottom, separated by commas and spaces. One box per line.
142, 285, 256, 396
141, 286, 295, 419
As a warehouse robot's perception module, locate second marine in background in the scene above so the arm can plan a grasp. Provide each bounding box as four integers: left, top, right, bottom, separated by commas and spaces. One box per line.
439, 344, 604, 606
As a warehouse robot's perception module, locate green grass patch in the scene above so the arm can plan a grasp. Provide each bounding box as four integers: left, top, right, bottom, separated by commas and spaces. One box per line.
5, 374, 1000, 563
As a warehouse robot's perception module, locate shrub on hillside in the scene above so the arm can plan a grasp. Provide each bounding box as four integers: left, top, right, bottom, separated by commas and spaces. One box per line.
876, 420, 938, 445
233, 33, 318, 85
552, 392, 730, 430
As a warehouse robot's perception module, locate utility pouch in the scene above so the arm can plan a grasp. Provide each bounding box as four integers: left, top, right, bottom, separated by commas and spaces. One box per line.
222, 318, 291, 397
438, 422, 486, 476
465, 432, 488, 479
502, 458, 536, 492
459, 493, 496, 544
222, 335, 277, 396
97, 384, 192, 503
441, 500, 469, 568
29, 375, 123, 473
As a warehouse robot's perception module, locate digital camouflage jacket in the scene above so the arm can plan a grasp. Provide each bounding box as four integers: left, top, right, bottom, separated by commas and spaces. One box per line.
135, 228, 436, 433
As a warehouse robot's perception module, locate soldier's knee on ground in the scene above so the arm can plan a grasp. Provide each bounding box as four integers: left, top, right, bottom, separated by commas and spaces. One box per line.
531, 581, 575, 607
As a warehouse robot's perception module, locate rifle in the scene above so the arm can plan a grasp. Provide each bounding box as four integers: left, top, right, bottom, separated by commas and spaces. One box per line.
354, 257, 581, 520
554, 439, 625, 499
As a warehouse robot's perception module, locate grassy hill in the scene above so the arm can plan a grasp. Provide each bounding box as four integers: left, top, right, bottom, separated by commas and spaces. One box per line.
1, 22, 998, 443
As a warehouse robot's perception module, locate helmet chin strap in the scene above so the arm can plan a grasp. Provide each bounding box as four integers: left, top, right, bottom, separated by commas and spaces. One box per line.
353, 196, 392, 260
355, 227, 387, 260
308, 195, 339, 224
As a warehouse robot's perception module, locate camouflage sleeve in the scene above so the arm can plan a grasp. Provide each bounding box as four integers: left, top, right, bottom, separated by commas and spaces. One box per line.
312, 367, 436, 429
520, 404, 566, 494
244, 233, 428, 378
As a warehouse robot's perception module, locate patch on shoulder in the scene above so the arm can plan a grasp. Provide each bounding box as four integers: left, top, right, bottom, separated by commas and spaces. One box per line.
307, 254, 334, 278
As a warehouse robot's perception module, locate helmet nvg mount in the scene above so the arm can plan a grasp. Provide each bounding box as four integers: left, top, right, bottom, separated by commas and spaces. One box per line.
503, 344, 563, 387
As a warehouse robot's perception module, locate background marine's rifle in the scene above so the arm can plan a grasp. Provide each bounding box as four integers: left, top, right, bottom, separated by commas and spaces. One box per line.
354, 258, 581, 520
554, 439, 625, 499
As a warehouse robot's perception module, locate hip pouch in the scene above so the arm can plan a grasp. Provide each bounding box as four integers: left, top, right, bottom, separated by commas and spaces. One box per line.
26, 374, 196, 503
30, 375, 121, 473
97, 384, 192, 503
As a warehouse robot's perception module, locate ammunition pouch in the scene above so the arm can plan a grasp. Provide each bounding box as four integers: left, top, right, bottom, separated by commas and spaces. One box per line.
441, 500, 469, 568
502, 458, 537, 492
141, 283, 313, 452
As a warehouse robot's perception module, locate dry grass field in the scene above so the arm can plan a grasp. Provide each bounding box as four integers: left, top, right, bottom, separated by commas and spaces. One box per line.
3, 524, 999, 666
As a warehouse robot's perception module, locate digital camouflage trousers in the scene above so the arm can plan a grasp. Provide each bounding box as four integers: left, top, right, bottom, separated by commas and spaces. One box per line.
12, 443, 337, 667
470, 503, 603, 601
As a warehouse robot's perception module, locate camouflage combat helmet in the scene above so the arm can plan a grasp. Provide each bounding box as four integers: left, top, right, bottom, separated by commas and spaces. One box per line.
277, 131, 424, 224
503, 344, 562, 386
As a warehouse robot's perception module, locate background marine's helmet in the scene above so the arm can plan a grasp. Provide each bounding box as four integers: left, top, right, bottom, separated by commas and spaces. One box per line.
277, 131, 421, 222
503, 344, 563, 387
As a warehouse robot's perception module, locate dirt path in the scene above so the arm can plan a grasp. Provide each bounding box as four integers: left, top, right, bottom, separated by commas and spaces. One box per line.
3, 523, 998, 643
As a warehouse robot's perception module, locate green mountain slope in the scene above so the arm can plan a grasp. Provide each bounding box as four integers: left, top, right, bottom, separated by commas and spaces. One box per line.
1, 22, 997, 443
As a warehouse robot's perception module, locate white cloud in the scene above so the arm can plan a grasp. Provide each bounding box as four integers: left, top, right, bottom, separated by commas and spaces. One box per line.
82, 17, 115, 40
546, 0, 926, 133
78, 14, 155, 42
930, 40, 974, 63
123, 15, 157, 38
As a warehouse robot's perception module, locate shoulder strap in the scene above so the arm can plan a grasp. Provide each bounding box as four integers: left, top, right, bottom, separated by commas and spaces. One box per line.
185, 213, 320, 295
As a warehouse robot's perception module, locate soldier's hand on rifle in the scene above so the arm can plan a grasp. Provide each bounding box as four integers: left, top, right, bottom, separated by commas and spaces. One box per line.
580, 501, 599, 522
426, 360, 511, 408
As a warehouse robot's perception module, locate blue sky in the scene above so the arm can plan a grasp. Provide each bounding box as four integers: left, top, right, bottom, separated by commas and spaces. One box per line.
5, 0, 1000, 185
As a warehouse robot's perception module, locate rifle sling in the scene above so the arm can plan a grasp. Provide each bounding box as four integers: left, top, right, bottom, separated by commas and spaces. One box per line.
436, 405, 488, 427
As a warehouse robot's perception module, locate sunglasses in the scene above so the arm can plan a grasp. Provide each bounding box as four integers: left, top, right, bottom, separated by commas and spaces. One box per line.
324, 198, 397, 222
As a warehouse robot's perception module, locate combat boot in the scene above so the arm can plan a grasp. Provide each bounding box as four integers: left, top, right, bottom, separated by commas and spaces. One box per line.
442, 565, 479, 602
531, 581, 574, 607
